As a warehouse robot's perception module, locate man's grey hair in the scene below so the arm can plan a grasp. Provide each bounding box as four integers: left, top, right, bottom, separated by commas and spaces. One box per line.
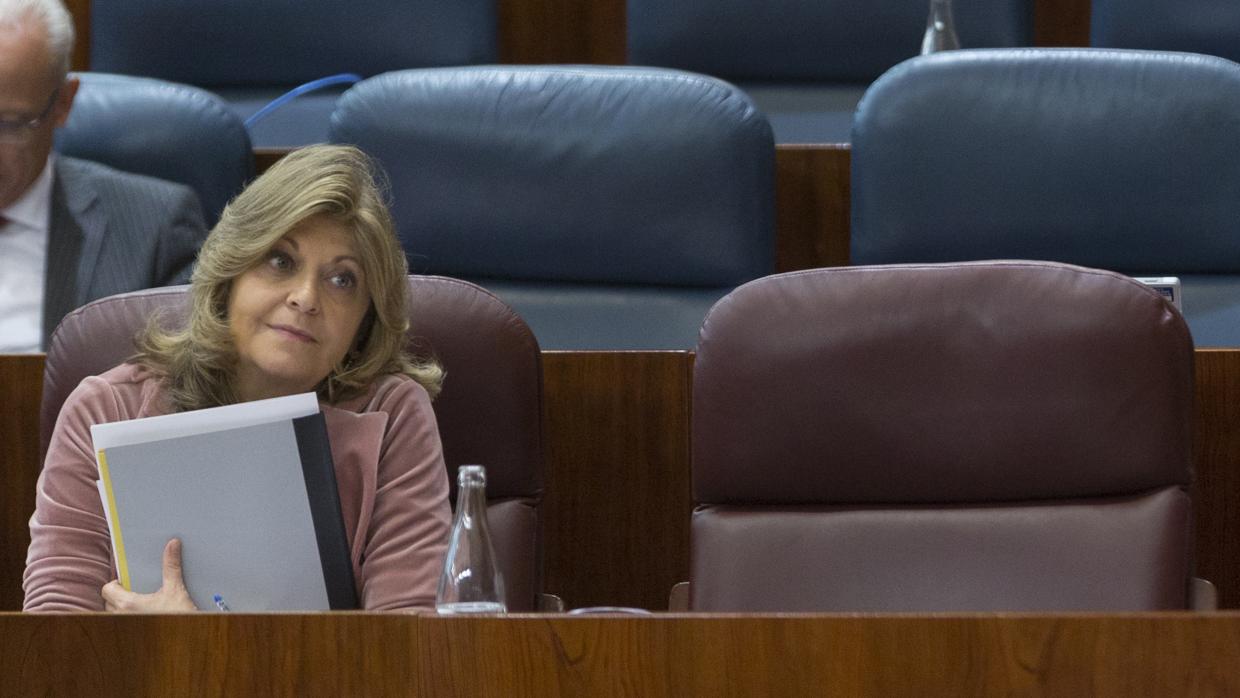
0, 0, 75, 80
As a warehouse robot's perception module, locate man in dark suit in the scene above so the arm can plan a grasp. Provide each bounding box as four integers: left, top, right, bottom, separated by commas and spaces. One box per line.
0, 0, 207, 352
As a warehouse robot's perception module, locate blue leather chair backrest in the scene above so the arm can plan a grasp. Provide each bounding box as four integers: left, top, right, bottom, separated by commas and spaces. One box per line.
1092, 0, 1240, 63
56, 73, 253, 226
89, 0, 497, 86
628, 0, 1033, 82
851, 48, 1240, 272
329, 66, 775, 287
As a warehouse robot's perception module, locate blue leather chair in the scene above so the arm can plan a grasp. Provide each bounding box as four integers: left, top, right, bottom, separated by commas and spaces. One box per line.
851, 48, 1240, 347
628, 0, 1032, 143
89, 0, 497, 147
329, 66, 776, 350
1092, 0, 1240, 63
56, 72, 253, 226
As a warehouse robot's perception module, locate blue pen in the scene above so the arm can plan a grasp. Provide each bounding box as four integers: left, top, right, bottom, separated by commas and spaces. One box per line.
213, 594, 230, 612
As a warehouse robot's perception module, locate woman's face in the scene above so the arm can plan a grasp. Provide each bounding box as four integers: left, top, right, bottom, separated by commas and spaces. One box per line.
227, 215, 371, 402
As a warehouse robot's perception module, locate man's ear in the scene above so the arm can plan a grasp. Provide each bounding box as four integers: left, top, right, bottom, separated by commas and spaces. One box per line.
52, 76, 80, 128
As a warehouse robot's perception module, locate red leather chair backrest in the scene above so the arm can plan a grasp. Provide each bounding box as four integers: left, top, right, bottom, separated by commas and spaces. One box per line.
691, 261, 1195, 611
41, 275, 546, 610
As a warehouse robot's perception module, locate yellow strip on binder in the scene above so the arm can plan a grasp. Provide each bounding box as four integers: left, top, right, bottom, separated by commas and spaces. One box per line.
96, 449, 131, 591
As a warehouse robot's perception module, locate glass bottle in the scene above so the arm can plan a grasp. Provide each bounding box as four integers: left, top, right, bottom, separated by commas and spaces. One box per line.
436, 465, 507, 614
920, 0, 961, 55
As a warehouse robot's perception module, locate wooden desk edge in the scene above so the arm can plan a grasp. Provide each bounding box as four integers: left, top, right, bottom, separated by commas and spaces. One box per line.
3, 611, 1236, 695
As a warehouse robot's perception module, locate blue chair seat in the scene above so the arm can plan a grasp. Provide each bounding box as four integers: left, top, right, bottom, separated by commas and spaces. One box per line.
735, 83, 867, 144
472, 279, 731, 350
213, 86, 348, 148
1171, 275, 1240, 348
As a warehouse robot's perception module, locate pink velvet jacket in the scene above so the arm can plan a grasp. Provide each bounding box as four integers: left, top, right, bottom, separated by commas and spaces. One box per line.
24, 362, 452, 611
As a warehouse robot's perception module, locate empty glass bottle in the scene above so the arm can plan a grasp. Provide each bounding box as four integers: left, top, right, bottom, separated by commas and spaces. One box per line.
436, 465, 507, 614
921, 0, 961, 54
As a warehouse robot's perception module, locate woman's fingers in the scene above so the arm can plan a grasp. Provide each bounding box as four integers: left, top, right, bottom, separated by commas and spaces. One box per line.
101, 579, 137, 611
162, 538, 186, 591
98, 538, 197, 612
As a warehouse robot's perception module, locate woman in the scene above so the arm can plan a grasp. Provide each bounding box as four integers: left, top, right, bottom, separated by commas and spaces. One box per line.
23, 145, 451, 611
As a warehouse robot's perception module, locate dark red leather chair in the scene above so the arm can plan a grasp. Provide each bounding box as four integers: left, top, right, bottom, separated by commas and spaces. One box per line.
40, 276, 549, 611
682, 260, 1211, 611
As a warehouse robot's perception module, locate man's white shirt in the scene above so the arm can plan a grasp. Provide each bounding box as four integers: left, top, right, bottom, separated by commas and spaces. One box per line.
0, 154, 55, 353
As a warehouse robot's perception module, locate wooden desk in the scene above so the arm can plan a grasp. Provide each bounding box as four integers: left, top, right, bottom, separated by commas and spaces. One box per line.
776, 145, 851, 270
0, 355, 42, 612
1, 613, 1237, 695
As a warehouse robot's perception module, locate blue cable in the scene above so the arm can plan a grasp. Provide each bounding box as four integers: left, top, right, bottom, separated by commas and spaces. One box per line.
244, 73, 362, 130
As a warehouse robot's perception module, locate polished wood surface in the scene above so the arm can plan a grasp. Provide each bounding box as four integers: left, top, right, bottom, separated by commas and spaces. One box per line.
1035, 0, 1092, 47
0, 613, 417, 695
1193, 350, 1240, 609
419, 613, 1240, 696
1, 613, 1238, 695
499, 0, 627, 64
65, 0, 90, 72
253, 148, 285, 175
0, 355, 43, 612
541, 351, 691, 610
776, 145, 851, 271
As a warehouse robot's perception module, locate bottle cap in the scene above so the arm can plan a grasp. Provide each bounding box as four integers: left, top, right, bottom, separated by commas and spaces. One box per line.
458, 464, 487, 486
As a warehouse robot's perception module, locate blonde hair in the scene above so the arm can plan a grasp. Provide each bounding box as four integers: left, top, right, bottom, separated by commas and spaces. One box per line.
136, 144, 443, 411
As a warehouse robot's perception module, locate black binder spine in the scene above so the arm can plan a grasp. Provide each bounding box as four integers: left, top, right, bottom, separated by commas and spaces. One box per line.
293, 413, 360, 610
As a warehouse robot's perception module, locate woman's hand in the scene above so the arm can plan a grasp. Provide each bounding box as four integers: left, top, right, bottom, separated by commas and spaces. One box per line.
101, 538, 198, 612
